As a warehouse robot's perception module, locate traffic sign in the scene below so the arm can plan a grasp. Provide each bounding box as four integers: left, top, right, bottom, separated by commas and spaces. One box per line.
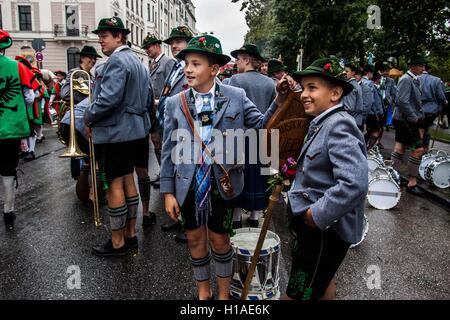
36, 52, 44, 62
32, 38, 46, 52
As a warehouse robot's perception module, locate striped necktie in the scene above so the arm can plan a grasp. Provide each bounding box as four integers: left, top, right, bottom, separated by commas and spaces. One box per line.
194, 93, 213, 223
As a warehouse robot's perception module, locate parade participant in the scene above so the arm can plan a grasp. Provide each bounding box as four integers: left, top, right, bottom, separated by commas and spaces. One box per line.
228, 44, 276, 228
360, 64, 381, 148
420, 65, 447, 152
220, 64, 237, 85
343, 63, 364, 130
54, 70, 67, 85
268, 58, 287, 85
378, 62, 397, 136
0, 30, 35, 229
391, 54, 427, 196
286, 58, 368, 300
161, 35, 280, 300
366, 71, 384, 149
41, 69, 57, 126
85, 17, 152, 257
355, 67, 372, 132
260, 60, 269, 76
156, 26, 193, 241
52, 70, 66, 115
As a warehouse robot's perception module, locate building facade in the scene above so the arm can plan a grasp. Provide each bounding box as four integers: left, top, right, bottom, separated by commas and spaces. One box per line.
0, 0, 196, 71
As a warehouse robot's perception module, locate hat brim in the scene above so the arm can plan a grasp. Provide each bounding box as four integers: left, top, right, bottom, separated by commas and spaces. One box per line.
92, 27, 131, 35
177, 48, 231, 67
0, 37, 13, 50
407, 59, 428, 65
292, 69, 353, 97
230, 49, 266, 62
163, 36, 193, 45
141, 40, 162, 49
80, 52, 102, 58
268, 65, 286, 76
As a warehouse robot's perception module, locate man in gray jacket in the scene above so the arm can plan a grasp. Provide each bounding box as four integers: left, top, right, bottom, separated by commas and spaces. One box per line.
343, 63, 364, 130
84, 17, 152, 257
391, 54, 427, 196
287, 58, 367, 300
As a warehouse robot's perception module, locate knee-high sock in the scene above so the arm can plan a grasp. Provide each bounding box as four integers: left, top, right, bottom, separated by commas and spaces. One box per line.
212, 248, 234, 278
408, 156, 421, 178
391, 152, 403, 172
28, 136, 37, 152
250, 210, 262, 221
108, 204, 128, 231
138, 176, 151, 203
126, 195, 139, 221
35, 126, 43, 140
2, 176, 15, 213
191, 251, 212, 282
233, 208, 243, 222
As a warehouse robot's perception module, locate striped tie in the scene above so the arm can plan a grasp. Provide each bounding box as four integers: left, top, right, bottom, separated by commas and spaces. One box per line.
195, 93, 213, 222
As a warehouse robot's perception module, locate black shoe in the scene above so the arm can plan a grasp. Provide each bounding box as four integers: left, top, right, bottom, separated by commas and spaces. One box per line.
3, 212, 16, 229
143, 212, 156, 227
232, 220, 242, 229
161, 220, 182, 231
406, 185, 424, 197
124, 236, 138, 251
175, 232, 188, 244
24, 151, 35, 161
247, 218, 259, 228
92, 239, 128, 257
400, 180, 408, 188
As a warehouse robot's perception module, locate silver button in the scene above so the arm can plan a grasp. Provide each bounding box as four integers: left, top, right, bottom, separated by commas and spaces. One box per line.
302, 192, 309, 200
223, 132, 228, 137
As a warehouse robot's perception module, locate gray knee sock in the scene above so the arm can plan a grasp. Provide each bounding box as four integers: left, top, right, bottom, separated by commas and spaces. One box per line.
408, 156, 421, 178
126, 195, 140, 221
391, 152, 403, 172
212, 248, 234, 278
2, 176, 15, 213
109, 204, 128, 231
191, 251, 212, 282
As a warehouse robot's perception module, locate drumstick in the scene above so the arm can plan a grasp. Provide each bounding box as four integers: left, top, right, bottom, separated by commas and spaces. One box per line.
240, 184, 284, 300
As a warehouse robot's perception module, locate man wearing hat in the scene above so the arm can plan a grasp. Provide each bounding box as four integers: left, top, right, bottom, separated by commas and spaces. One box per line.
343, 63, 364, 130
85, 17, 152, 257
161, 34, 281, 299
228, 43, 276, 229
155, 26, 193, 241
391, 54, 427, 196
419, 64, 448, 152
268, 58, 287, 85
0, 30, 36, 229
286, 58, 367, 300
378, 62, 397, 133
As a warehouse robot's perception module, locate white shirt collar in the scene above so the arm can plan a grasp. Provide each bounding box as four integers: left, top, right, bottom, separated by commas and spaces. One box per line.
192, 84, 216, 114
311, 103, 343, 126
113, 45, 129, 54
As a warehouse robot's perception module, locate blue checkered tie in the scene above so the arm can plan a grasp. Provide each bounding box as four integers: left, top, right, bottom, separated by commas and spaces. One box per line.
195, 93, 213, 219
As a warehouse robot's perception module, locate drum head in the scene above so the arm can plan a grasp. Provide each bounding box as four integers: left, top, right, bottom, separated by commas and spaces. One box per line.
368, 158, 382, 172
429, 161, 450, 189
419, 157, 435, 180
367, 177, 401, 210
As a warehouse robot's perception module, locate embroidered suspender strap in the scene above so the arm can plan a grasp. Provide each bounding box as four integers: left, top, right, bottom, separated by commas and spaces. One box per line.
179, 92, 235, 197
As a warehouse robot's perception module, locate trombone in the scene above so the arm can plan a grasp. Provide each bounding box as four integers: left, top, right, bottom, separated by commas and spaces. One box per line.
59, 70, 102, 228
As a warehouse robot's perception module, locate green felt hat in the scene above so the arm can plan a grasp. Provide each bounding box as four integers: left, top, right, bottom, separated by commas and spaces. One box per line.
163, 26, 193, 44
177, 35, 231, 67
230, 44, 266, 62
92, 17, 130, 35
407, 54, 427, 65
141, 34, 162, 49
268, 59, 286, 76
292, 57, 353, 96
0, 30, 13, 50
80, 45, 102, 58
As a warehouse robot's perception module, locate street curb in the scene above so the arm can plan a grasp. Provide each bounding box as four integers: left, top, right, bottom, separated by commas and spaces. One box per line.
400, 175, 450, 210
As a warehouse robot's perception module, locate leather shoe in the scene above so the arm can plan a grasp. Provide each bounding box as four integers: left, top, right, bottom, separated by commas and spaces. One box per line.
161, 220, 182, 231
3, 212, 16, 230
400, 180, 408, 187
143, 212, 156, 227
406, 185, 424, 197
175, 232, 188, 244
92, 239, 128, 257
247, 218, 259, 228
125, 236, 138, 251
232, 220, 242, 229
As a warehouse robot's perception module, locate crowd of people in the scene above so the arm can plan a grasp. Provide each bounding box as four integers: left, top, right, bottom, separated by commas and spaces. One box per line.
0, 14, 448, 301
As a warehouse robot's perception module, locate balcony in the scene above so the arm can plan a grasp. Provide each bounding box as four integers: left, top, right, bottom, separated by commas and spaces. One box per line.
53, 24, 89, 38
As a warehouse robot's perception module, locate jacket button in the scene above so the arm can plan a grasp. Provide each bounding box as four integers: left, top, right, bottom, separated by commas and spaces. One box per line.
302, 192, 309, 199
176, 173, 180, 178
223, 132, 228, 137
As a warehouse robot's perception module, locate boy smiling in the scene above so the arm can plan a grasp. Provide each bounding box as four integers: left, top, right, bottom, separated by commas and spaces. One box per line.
160, 35, 280, 300
287, 58, 368, 300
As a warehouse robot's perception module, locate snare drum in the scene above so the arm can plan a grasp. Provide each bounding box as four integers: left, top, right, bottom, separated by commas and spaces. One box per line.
367, 172, 401, 210
419, 150, 447, 180
230, 228, 281, 300
424, 157, 450, 189
368, 156, 384, 172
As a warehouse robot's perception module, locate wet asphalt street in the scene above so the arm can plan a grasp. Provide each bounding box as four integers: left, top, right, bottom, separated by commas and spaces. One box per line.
0, 125, 449, 300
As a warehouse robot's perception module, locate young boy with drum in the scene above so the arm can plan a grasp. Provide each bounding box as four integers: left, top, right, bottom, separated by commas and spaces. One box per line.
286, 58, 368, 300
160, 35, 281, 300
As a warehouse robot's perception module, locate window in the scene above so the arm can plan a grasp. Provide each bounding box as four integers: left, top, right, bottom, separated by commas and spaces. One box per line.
18, 5, 32, 31
141, 30, 143, 46
147, 4, 150, 22
126, 0, 129, 8
67, 47, 80, 70
65, 5, 80, 36
130, 23, 134, 44
0, 5, 3, 29
140, 0, 143, 18
131, 0, 134, 11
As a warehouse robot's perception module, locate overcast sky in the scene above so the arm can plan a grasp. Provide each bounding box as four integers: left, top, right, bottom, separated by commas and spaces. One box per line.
191, 0, 248, 56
